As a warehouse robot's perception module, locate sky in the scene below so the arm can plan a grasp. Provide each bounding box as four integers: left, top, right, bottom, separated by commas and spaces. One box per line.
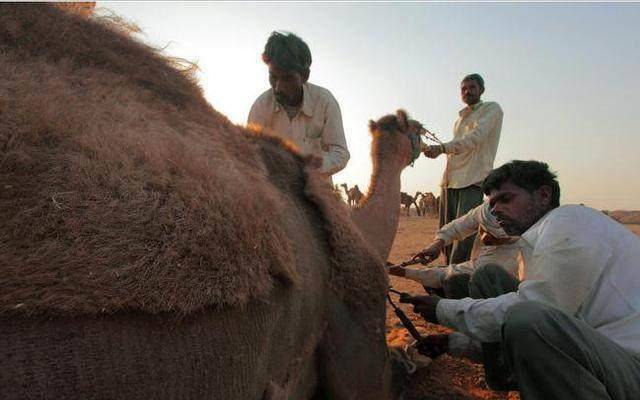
103, 1, 640, 210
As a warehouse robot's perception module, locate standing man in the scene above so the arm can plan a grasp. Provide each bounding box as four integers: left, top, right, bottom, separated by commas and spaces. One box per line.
423, 74, 503, 264
402, 161, 640, 399
248, 31, 350, 179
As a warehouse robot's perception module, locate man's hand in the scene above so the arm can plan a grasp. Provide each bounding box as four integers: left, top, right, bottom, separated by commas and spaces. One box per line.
388, 265, 406, 277
422, 144, 444, 159
399, 294, 441, 324
416, 334, 449, 359
412, 239, 445, 265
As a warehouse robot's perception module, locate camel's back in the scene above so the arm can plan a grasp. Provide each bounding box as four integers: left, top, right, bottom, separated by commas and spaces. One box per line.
0, 4, 302, 316
0, 5, 389, 398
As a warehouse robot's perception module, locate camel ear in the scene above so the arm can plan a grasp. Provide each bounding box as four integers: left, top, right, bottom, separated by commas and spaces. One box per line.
396, 109, 408, 131
368, 119, 377, 132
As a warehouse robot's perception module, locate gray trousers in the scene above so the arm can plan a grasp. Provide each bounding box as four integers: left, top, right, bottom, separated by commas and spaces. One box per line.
471, 264, 640, 399
439, 185, 484, 265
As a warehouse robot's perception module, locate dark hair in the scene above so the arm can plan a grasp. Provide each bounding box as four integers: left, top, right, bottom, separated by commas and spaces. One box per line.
261, 31, 312, 74
482, 160, 561, 208
462, 73, 484, 91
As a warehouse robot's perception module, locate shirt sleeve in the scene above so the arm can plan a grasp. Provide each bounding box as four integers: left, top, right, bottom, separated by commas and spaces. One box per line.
319, 96, 350, 175
436, 203, 483, 244
443, 103, 503, 155
435, 212, 611, 343
405, 266, 448, 288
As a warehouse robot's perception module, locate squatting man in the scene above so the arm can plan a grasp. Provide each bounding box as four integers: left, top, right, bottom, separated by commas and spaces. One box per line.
388, 197, 520, 300
400, 160, 640, 399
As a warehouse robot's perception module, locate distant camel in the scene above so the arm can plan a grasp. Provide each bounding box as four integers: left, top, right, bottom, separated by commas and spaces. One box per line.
341, 183, 364, 207
417, 191, 438, 217
400, 191, 419, 216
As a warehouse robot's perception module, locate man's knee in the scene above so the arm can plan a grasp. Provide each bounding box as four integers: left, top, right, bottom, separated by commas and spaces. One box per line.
469, 263, 517, 298
503, 301, 554, 351
475, 263, 509, 279
442, 273, 470, 299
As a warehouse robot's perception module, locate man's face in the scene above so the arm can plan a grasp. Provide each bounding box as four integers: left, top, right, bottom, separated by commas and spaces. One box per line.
268, 64, 306, 107
488, 181, 551, 236
460, 79, 483, 106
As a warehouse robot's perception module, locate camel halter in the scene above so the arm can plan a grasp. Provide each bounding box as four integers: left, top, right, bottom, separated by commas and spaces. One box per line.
408, 132, 423, 166
409, 122, 443, 167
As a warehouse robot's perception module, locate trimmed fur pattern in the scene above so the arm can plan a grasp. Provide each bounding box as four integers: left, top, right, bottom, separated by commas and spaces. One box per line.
0, 4, 385, 316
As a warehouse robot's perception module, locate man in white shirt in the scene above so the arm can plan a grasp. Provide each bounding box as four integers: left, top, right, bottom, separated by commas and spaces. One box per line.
402, 160, 640, 399
388, 199, 520, 299
248, 31, 350, 178
423, 74, 503, 265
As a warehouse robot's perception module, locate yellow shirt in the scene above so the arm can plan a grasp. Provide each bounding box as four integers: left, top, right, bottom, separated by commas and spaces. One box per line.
247, 82, 350, 176
441, 101, 503, 189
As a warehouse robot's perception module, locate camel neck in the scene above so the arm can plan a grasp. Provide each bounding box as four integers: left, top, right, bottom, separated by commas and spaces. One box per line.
352, 161, 403, 260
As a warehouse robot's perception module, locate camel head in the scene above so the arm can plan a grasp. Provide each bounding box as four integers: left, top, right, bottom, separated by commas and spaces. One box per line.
368, 109, 425, 170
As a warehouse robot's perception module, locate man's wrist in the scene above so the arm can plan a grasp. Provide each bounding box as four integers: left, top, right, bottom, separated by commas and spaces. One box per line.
422, 296, 441, 324
440, 143, 446, 155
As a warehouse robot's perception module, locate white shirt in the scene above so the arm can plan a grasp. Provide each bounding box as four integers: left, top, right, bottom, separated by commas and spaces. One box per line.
405, 200, 520, 288
437, 205, 640, 356
441, 101, 503, 189
247, 82, 350, 176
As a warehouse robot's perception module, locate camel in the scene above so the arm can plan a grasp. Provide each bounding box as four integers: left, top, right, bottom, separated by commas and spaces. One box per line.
340, 183, 364, 207
400, 191, 420, 217
0, 5, 425, 399
417, 191, 438, 217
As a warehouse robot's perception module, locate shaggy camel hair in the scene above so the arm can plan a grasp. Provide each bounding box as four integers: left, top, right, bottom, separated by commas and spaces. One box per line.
0, 4, 386, 316
0, 6, 432, 399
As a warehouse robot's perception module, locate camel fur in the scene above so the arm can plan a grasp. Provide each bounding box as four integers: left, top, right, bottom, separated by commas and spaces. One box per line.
0, 4, 385, 316
0, 5, 428, 399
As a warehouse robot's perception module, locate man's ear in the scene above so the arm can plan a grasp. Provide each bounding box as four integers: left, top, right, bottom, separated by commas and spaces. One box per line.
301, 68, 310, 83
537, 185, 552, 207
480, 87, 485, 96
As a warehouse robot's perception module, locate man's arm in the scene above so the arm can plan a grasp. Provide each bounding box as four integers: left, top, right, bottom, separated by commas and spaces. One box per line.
320, 96, 349, 175
437, 203, 484, 244
435, 211, 611, 343
442, 103, 503, 155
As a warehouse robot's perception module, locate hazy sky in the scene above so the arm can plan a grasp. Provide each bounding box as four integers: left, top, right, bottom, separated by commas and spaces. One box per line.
104, 1, 640, 210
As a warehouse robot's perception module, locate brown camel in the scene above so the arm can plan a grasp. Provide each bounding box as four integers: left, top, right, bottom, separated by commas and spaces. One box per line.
417, 191, 438, 217
0, 5, 423, 399
340, 183, 364, 207
400, 191, 419, 216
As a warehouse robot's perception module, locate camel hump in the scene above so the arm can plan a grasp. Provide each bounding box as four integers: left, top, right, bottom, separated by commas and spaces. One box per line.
0, 4, 309, 316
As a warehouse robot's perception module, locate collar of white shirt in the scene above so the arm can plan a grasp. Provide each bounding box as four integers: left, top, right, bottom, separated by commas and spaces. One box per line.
458, 100, 484, 117
273, 83, 314, 118
520, 208, 556, 249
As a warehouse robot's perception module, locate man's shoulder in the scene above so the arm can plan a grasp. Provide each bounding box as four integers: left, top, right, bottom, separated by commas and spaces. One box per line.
479, 101, 503, 114
536, 205, 614, 241
252, 88, 275, 108
548, 205, 602, 221
248, 89, 276, 123
306, 82, 339, 105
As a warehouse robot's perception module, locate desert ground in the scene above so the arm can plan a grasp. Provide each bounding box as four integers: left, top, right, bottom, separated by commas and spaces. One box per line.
385, 209, 640, 400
